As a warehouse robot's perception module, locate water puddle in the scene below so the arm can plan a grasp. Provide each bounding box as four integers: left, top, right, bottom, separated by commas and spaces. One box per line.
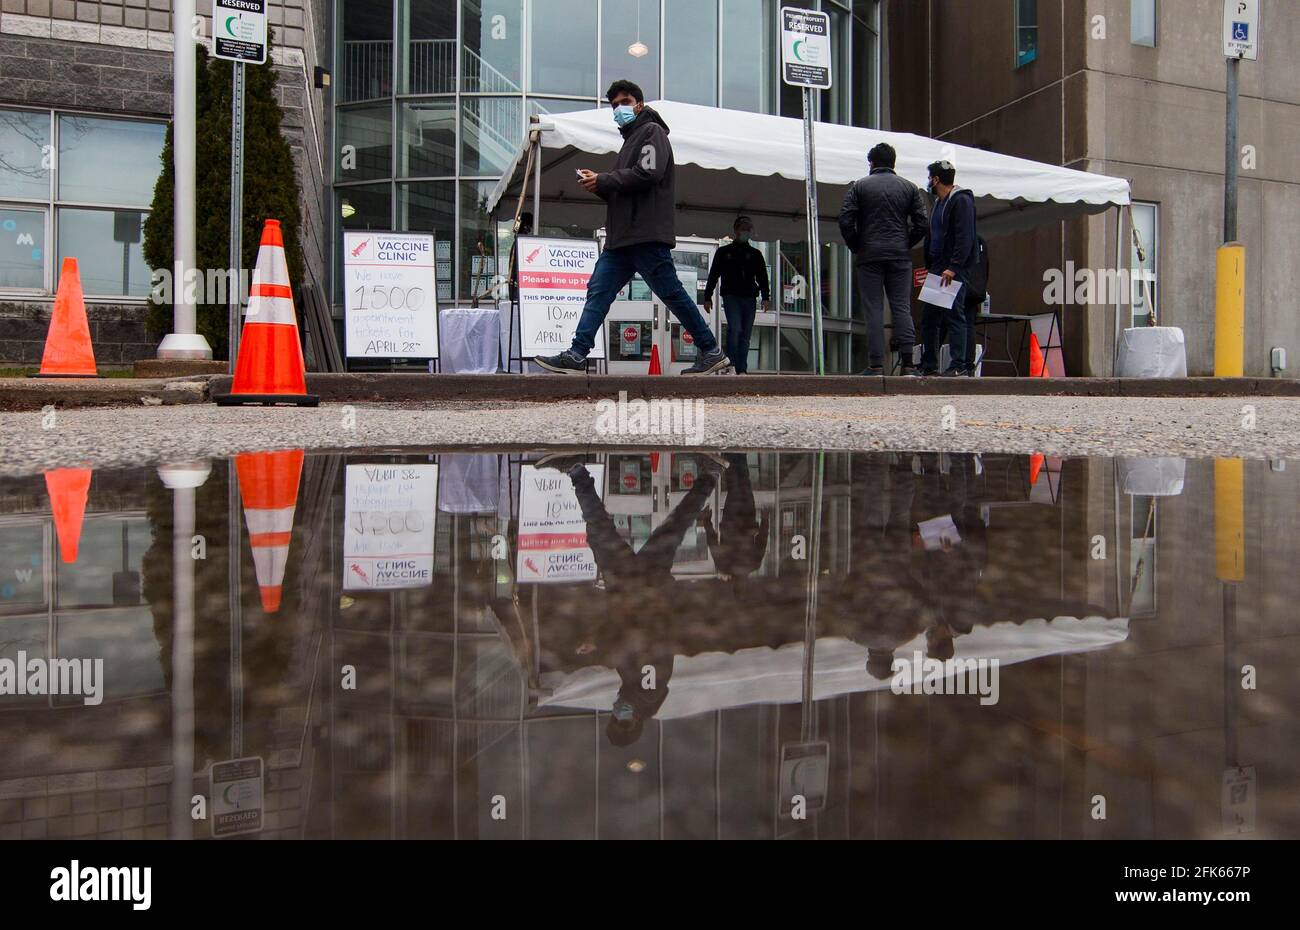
0, 449, 1294, 839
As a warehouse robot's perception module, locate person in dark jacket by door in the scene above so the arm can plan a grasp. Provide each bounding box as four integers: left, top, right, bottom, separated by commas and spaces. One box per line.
704, 216, 770, 374
536, 80, 730, 376
921, 160, 979, 376
839, 142, 930, 376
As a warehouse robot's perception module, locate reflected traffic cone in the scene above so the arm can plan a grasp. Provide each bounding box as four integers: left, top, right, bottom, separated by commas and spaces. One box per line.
1029, 453, 1045, 487
648, 344, 663, 376
45, 467, 92, 563
33, 258, 97, 378
1029, 333, 1048, 378
215, 219, 319, 406
236, 448, 304, 613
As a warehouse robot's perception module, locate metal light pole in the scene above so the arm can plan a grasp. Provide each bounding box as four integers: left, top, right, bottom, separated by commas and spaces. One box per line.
158, 0, 214, 360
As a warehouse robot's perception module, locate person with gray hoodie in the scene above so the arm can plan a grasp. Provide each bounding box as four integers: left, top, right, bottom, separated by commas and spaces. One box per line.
536, 80, 730, 376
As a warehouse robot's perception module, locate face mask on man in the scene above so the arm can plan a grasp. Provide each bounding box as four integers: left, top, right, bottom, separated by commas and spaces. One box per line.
613, 104, 638, 127
736, 231, 751, 243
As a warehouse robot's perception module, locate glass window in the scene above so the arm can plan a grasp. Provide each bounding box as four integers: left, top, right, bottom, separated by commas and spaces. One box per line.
1130, 202, 1158, 328
339, 182, 393, 231
851, 9, 878, 127
398, 99, 456, 177
0, 207, 46, 290
779, 0, 813, 117
463, 0, 524, 93
779, 326, 813, 373
0, 109, 51, 200
54, 517, 149, 608
664, 0, 717, 106
820, 5, 850, 124
57, 208, 150, 297
460, 180, 499, 301
336, 104, 394, 182
398, 0, 457, 94
0, 521, 46, 615
56, 609, 165, 701
527, 97, 598, 119
57, 115, 165, 206
1131, 0, 1156, 47
398, 181, 455, 301
461, 96, 523, 177
1016, 0, 1038, 68
721, 0, 769, 113
601, 0, 660, 100
339, 0, 394, 102
530, 0, 598, 96
335, 182, 393, 301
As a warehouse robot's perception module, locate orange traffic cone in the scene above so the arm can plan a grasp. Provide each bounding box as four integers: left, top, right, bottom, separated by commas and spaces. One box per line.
1028, 453, 1045, 487
32, 258, 97, 378
648, 344, 663, 376
1029, 334, 1048, 378
236, 448, 304, 613
45, 467, 92, 563
215, 219, 319, 406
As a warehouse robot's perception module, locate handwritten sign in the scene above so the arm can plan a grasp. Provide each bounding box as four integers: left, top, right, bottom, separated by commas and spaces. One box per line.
343, 231, 439, 359
344, 464, 438, 590
516, 464, 605, 583
517, 236, 606, 359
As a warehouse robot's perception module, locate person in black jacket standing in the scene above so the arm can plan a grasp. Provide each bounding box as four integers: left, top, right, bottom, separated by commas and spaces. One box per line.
536, 80, 730, 376
703, 217, 770, 374
921, 160, 979, 376
839, 142, 930, 376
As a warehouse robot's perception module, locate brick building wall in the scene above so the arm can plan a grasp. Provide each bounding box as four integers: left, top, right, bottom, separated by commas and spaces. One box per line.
0, 0, 329, 368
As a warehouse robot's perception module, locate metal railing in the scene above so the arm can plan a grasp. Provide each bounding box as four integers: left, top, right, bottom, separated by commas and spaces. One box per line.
341, 40, 521, 101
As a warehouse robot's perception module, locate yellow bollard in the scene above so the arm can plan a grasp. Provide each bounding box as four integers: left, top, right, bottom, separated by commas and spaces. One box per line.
1214, 458, 1245, 583
1215, 243, 1245, 377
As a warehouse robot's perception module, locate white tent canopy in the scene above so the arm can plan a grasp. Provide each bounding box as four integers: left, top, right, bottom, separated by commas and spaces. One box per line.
486, 100, 1131, 243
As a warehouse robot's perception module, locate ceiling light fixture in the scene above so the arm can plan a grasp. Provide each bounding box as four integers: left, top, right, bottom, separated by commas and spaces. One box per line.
628, 0, 648, 58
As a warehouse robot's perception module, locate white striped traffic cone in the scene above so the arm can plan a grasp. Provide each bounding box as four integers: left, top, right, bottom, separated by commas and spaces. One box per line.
216, 219, 319, 406
236, 448, 304, 613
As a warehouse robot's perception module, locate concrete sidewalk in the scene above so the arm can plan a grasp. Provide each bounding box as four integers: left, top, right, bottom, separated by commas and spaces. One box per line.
1, 372, 1297, 411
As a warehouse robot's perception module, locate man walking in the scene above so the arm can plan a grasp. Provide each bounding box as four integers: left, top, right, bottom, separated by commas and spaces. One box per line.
704, 216, 770, 374
839, 142, 930, 376
536, 80, 730, 375
921, 160, 979, 376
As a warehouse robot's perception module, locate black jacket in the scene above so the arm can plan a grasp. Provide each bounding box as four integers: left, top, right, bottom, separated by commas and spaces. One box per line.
704, 241, 771, 301
593, 107, 676, 251
924, 188, 979, 283
838, 167, 930, 263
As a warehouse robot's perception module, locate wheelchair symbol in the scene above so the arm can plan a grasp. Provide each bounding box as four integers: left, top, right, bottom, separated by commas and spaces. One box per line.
1233, 22, 1249, 42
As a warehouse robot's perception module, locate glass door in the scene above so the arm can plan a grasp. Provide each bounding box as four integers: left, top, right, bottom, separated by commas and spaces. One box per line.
601, 236, 719, 375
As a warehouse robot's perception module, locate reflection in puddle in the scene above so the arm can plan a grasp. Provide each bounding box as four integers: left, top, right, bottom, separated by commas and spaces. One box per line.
0, 450, 1294, 839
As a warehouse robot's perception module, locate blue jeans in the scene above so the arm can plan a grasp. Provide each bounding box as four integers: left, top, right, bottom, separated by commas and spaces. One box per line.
571, 243, 719, 358
721, 295, 756, 374
920, 283, 967, 373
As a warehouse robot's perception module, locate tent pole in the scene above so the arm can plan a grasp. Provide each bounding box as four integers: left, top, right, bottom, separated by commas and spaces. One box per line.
1112, 205, 1124, 376
532, 134, 542, 231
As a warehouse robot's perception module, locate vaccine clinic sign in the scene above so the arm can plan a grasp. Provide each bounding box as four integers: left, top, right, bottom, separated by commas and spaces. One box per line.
343, 464, 439, 591
516, 464, 606, 583
343, 231, 439, 359
517, 236, 606, 359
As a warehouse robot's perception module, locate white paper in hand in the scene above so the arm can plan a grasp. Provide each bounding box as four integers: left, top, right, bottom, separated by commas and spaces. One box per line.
919, 273, 961, 310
